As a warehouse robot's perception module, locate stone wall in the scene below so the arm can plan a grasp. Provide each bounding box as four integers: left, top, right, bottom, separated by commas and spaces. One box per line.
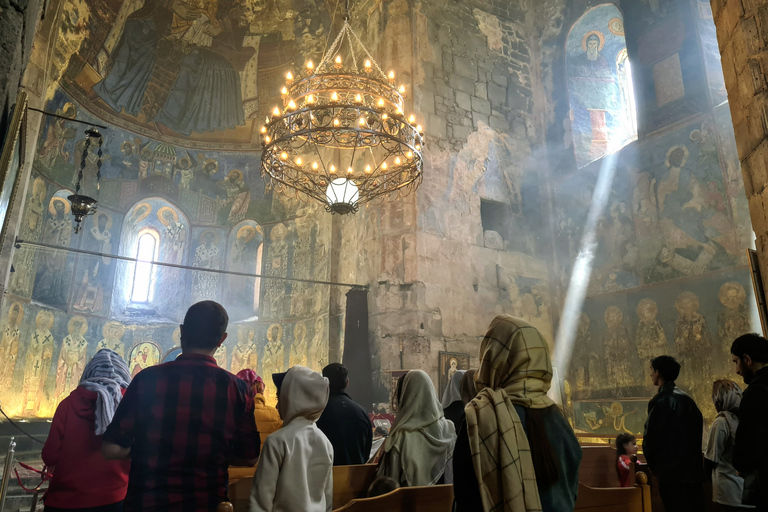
711, 0, 768, 297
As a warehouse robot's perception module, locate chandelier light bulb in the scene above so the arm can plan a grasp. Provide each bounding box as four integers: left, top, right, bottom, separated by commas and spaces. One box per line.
287, 100, 297, 110
331, 91, 339, 102
396, 107, 403, 115
265, 135, 271, 143
330, 164, 337, 173
261, 126, 267, 133
273, 106, 281, 116
335, 55, 343, 67
382, 113, 388, 120
406, 150, 413, 158
307, 94, 315, 103
347, 166, 353, 174
395, 156, 401, 165
359, 117, 366, 126
312, 162, 319, 170
281, 152, 288, 160
364, 59, 372, 71
333, 118, 340, 126
296, 157, 302, 165
388, 71, 395, 82
416, 124, 423, 133
408, 114, 416, 123
415, 144, 421, 150
286, 71, 294, 81
365, 164, 371, 173
377, 98, 385, 107
399, 85, 406, 94
326, 178, 360, 212
307, 60, 314, 70
281, 86, 288, 95
355, 94, 362, 103
382, 162, 388, 170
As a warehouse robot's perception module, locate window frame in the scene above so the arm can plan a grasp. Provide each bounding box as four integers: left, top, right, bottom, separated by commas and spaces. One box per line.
130, 228, 160, 304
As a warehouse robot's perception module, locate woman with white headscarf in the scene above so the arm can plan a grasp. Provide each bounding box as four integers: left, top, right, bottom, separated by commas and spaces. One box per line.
442, 369, 466, 434
705, 380, 753, 511
377, 369, 457, 486
453, 315, 581, 512
42, 349, 131, 512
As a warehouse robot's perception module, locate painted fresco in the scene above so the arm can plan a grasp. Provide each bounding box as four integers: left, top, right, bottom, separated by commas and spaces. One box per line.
566, 4, 634, 168
573, 399, 649, 436
566, 268, 758, 423
52, 0, 330, 149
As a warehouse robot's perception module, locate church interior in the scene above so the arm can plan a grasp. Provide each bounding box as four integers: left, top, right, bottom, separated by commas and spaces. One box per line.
0, 0, 766, 510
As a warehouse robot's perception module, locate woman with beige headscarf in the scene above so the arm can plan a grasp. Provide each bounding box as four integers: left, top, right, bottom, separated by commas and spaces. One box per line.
453, 315, 581, 512
377, 369, 457, 486
705, 380, 752, 511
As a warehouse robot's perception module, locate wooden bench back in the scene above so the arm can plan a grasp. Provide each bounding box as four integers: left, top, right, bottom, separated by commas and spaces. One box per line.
580, 446, 623, 488
574, 473, 652, 512
332, 484, 454, 512
331, 464, 379, 509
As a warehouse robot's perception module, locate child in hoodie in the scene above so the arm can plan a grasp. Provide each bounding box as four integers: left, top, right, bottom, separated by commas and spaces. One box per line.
250, 365, 334, 512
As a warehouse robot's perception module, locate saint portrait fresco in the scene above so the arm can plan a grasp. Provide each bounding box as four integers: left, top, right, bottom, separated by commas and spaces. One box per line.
55, 316, 89, 405
73, 211, 117, 314
0, 302, 24, 391
21, 310, 55, 417
289, 322, 308, 368
128, 342, 161, 377
230, 326, 257, 375
97, 321, 126, 359
33, 195, 74, 308
226, 222, 262, 320
191, 230, 222, 302
262, 324, 285, 406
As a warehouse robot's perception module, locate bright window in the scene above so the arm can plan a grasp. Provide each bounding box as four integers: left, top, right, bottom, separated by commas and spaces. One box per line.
617, 49, 638, 141
131, 231, 158, 303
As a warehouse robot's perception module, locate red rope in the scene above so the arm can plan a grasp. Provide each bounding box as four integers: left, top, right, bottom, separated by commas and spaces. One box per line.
13, 461, 52, 493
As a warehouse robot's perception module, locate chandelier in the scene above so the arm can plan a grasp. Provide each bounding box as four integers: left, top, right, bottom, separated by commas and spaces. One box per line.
69, 128, 102, 233
260, 4, 424, 214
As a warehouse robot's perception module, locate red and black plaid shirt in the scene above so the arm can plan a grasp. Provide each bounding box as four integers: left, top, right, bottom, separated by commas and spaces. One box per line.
103, 353, 259, 511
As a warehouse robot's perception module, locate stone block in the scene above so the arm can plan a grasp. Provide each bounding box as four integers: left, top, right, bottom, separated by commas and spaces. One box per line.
453, 124, 471, 140
471, 96, 491, 115
453, 54, 478, 80
475, 82, 488, 100
739, 16, 762, 56
455, 90, 472, 111
487, 82, 507, 106
489, 114, 509, 132
435, 78, 453, 99
492, 73, 508, 87
443, 49, 454, 73
449, 75, 476, 94
746, 139, 768, 193
472, 111, 489, 128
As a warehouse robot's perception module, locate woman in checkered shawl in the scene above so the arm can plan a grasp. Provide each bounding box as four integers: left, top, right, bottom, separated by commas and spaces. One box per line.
453, 315, 582, 512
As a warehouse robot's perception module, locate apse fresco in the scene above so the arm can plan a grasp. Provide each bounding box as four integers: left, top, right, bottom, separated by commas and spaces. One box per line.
0, 87, 333, 419
55, 0, 330, 149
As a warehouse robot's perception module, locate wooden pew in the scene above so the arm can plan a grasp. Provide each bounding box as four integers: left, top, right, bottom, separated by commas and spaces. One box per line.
579, 446, 624, 488
332, 484, 454, 512
228, 464, 378, 512
574, 472, 652, 512
332, 464, 379, 509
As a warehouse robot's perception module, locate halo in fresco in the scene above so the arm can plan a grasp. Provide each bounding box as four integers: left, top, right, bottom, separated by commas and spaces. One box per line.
581, 30, 606, 51
67, 315, 88, 335
128, 202, 152, 223
48, 196, 71, 216
157, 206, 180, 226
608, 18, 624, 36
198, 229, 221, 244
665, 144, 690, 168
91, 210, 113, 230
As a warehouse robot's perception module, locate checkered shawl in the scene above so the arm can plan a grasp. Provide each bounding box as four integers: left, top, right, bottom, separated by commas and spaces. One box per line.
465, 315, 554, 512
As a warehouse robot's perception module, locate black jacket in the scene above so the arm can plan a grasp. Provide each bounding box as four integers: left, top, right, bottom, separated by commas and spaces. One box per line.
643, 382, 704, 483
733, 367, 768, 506
316, 391, 373, 466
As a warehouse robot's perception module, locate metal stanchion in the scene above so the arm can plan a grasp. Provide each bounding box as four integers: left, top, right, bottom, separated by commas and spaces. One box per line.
0, 436, 16, 512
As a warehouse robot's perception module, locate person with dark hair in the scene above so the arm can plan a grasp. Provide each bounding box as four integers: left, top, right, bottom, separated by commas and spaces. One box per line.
42, 349, 131, 512
615, 433, 637, 487
441, 369, 466, 434
316, 363, 373, 465
102, 301, 260, 511
453, 316, 581, 512
731, 333, 768, 510
643, 355, 705, 512
367, 477, 399, 498
237, 369, 282, 451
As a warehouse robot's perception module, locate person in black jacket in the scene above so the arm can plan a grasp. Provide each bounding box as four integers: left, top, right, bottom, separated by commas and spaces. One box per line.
643, 355, 705, 512
731, 333, 768, 510
316, 363, 373, 465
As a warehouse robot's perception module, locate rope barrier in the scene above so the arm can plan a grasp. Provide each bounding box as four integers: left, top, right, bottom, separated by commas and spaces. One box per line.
13, 461, 51, 493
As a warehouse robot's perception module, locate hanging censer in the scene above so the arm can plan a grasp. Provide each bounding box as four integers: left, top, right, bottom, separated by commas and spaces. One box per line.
68, 129, 103, 234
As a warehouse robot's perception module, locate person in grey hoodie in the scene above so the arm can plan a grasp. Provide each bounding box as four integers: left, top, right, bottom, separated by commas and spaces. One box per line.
250, 365, 333, 512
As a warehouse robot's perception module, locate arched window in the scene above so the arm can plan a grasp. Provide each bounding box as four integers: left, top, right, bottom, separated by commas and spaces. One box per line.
131, 230, 159, 303
566, 5, 637, 168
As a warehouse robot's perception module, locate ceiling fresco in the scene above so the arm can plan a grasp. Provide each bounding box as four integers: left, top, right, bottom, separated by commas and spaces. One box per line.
58, 0, 330, 150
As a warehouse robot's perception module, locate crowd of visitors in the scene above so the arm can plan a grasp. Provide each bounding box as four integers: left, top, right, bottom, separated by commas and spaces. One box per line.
35, 301, 768, 512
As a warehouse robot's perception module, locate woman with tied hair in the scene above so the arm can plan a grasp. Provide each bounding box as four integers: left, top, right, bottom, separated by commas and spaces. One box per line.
453, 315, 581, 512
42, 349, 131, 512
377, 370, 457, 486
705, 380, 753, 511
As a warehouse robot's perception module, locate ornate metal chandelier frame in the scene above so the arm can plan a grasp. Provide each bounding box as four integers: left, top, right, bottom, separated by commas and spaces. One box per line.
260, 12, 424, 214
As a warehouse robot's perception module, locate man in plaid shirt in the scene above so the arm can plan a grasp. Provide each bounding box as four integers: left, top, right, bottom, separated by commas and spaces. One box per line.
102, 301, 260, 511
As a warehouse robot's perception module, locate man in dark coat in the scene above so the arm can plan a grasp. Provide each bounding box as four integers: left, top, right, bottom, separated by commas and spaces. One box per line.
643, 355, 705, 512
316, 363, 373, 465
731, 333, 768, 510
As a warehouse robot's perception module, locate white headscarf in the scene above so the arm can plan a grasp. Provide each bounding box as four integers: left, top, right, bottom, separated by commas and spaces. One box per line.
79, 349, 131, 435
712, 380, 743, 440
277, 365, 329, 425
441, 370, 466, 408
381, 370, 457, 486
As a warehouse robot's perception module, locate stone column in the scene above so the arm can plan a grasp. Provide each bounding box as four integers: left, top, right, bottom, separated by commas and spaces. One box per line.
711, 0, 768, 291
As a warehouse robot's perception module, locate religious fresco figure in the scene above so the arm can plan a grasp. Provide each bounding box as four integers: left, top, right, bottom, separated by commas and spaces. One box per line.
227, 224, 262, 317
308, 317, 327, 373
192, 230, 221, 302
33, 197, 73, 306
54, 316, 89, 405
157, 207, 187, 263
219, 169, 250, 226
11, 177, 47, 296
175, 155, 195, 190
0, 302, 24, 390
674, 291, 713, 407
569, 313, 604, 398
718, 282, 751, 372
289, 322, 308, 368
97, 321, 126, 359
261, 324, 285, 405
214, 344, 227, 368
73, 212, 114, 313
36, 103, 76, 170
128, 342, 161, 378
635, 298, 669, 361
230, 326, 257, 375
21, 310, 55, 416
91, 0, 256, 135
71, 135, 111, 187
263, 223, 289, 318
603, 306, 636, 393
290, 219, 314, 317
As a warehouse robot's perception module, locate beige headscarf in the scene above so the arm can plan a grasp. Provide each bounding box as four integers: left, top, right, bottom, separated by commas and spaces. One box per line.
465, 315, 554, 512
380, 370, 457, 486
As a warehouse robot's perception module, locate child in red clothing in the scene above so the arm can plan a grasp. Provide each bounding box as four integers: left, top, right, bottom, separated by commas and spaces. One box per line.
616, 433, 638, 487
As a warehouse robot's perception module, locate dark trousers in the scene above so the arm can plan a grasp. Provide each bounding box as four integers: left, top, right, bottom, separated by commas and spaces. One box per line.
45, 502, 123, 512
658, 481, 705, 512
